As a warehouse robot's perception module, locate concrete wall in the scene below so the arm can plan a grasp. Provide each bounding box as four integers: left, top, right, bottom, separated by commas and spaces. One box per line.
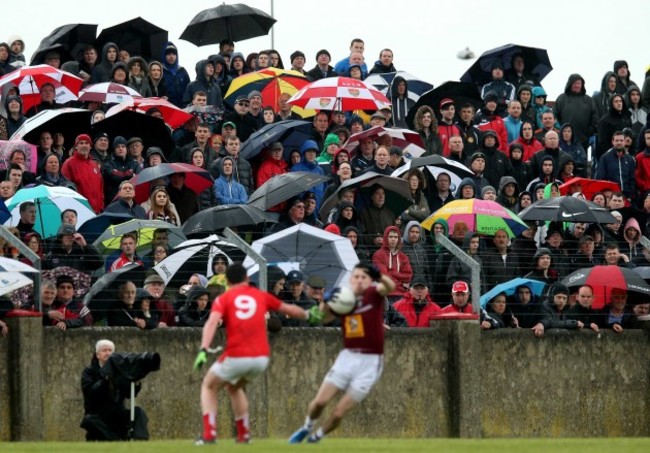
2, 319, 649, 440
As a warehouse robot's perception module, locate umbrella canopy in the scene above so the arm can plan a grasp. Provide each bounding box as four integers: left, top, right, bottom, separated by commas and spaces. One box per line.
243, 223, 358, 291
180, 3, 277, 46
561, 266, 650, 310
9, 108, 92, 150
106, 97, 193, 129
92, 110, 174, 155
93, 219, 187, 255
96, 17, 168, 63
363, 71, 433, 103
392, 154, 473, 192
480, 278, 546, 308
224, 67, 313, 117
127, 163, 213, 204
30, 23, 98, 65
78, 82, 142, 104
343, 126, 425, 152
0, 140, 38, 174
460, 43, 553, 86
0, 202, 10, 225
153, 235, 243, 288
405, 81, 482, 129
287, 77, 391, 112
82, 263, 145, 322
76, 212, 134, 244
239, 119, 313, 161
41, 266, 92, 300
558, 177, 621, 200
4, 186, 96, 238
248, 172, 330, 211
0, 272, 33, 297
0, 64, 84, 112
319, 172, 413, 221
182, 205, 279, 237
0, 257, 39, 273
421, 199, 528, 238
518, 196, 617, 224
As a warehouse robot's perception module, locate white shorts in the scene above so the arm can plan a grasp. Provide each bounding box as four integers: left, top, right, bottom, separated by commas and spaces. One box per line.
210, 356, 270, 385
323, 349, 383, 402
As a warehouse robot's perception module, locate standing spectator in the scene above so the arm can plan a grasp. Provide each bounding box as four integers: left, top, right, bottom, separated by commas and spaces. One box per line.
25, 82, 60, 118
90, 42, 118, 83
36, 153, 76, 190
626, 86, 647, 138
438, 99, 461, 156
401, 221, 432, 288
534, 283, 582, 337
291, 140, 326, 204
166, 173, 198, 224
524, 247, 558, 286
475, 92, 508, 152
427, 171, 455, 213
44, 224, 102, 272
109, 233, 143, 272
528, 131, 569, 180
596, 131, 636, 200
162, 42, 191, 108
127, 57, 152, 97
213, 156, 248, 205
359, 184, 396, 252
483, 229, 520, 290
107, 281, 148, 328
306, 49, 337, 81
47, 275, 93, 329
102, 136, 140, 204
289, 50, 307, 75
372, 226, 413, 301
613, 60, 637, 95
256, 142, 288, 188
148, 61, 168, 99
103, 181, 147, 219
391, 75, 414, 128
558, 124, 588, 176
143, 274, 175, 327
515, 121, 544, 162
401, 168, 430, 223
178, 286, 211, 327
476, 130, 512, 188
4, 95, 26, 137
223, 96, 258, 142
413, 105, 442, 156
147, 186, 181, 226
393, 276, 441, 327
446, 232, 485, 292
61, 134, 104, 213
553, 74, 598, 150
596, 94, 631, 162
508, 282, 544, 329
183, 60, 223, 109
90, 132, 111, 165
270, 198, 307, 233
593, 71, 619, 120
635, 130, 650, 196
565, 285, 601, 333
505, 53, 539, 89
211, 136, 254, 195
516, 84, 536, 125
456, 104, 482, 157
334, 38, 368, 77
369, 48, 396, 75
503, 100, 523, 145
480, 61, 515, 116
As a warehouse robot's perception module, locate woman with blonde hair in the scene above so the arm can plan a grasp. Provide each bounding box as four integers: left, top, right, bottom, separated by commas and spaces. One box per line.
146, 186, 181, 226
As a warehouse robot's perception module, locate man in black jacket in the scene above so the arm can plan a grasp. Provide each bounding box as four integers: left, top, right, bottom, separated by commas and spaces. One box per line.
44, 224, 103, 273
306, 50, 337, 81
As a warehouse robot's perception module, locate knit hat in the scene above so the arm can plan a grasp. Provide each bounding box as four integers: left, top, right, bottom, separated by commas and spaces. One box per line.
127, 136, 142, 146
349, 114, 364, 125
481, 186, 496, 198
322, 133, 340, 152
93, 131, 109, 143
164, 43, 178, 56
389, 146, 402, 156
113, 136, 127, 148
483, 90, 499, 103
56, 275, 75, 289
316, 49, 331, 61
290, 50, 305, 63
247, 90, 262, 100
74, 134, 92, 146
491, 60, 505, 71
470, 151, 486, 164
533, 247, 552, 260
324, 224, 341, 235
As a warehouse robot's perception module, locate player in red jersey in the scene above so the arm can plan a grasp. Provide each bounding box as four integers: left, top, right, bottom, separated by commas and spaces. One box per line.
289, 263, 395, 443
193, 263, 323, 445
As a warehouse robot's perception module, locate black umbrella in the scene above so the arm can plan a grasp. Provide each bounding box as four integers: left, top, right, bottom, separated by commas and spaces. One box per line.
248, 172, 330, 211
180, 3, 277, 46
30, 23, 98, 65
182, 204, 279, 237
10, 108, 92, 149
96, 17, 168, 62
518, 196, 617, 224
82, 264, 145, 322
405, 81, 482, 129
77, 212, 134, 244
127, 163, 213, 204
92, 110, 174, 155
239, 120, 312, 161
460, 43, 552, 86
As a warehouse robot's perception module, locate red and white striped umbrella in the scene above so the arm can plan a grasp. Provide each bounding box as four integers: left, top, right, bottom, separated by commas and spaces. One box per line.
78, 82, 142, 104
287, 76, 390, 111
0, 64, 83, 111
106, 97, 193, 129
343, 125, 425, 152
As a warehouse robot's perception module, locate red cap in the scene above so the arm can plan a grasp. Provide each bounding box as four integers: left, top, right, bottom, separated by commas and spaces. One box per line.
440, 98, 454, 109
324, 224, 341, 235
452, 281, 469, 293
74, 134, 92, 146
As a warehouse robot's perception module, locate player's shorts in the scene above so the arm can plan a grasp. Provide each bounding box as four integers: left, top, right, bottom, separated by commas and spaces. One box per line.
210, 356, 270, 385
323, 349, 383, 402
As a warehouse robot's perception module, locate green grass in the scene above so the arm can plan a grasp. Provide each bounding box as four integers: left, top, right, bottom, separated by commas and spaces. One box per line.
3, 438, 650, 453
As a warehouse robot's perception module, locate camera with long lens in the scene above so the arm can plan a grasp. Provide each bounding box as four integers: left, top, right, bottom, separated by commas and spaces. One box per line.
101, 352, 161, 383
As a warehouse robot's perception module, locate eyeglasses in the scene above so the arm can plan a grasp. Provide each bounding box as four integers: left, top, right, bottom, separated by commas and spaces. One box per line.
237, 102, 250, 107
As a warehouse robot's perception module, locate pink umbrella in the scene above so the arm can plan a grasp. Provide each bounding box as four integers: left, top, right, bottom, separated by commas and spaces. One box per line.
77, 82, 142, 104
0, 140, 38, 173
343, 126, 425, 151
106, 97, 193, 129
287, 76, 390, 111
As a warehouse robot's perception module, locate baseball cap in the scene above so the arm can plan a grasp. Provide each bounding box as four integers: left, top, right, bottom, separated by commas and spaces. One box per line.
411, 275, 427, 287
144, 274, 165, 285
286, 270, 303, 283
57, 224, 76, 237
307, 275, 326, 288
389, 146, 402, 157
235, 95, 250, 104
440, 98, 454, 109
222, 121, 237, 129
452, 281, 469, 293
269, 142, 283, 150
371, 111, 386, 120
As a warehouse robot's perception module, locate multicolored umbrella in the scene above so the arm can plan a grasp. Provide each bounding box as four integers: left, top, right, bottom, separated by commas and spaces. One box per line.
106, 97, 193, 129
224, 67, 314, 117
558, 177, 621, 200
421, 199, 528, 238
562, 266, 650, 310
287, 76, 391, 112
343, 126, 424, 152
78, 82, 142, 104
127, 162, 213, 204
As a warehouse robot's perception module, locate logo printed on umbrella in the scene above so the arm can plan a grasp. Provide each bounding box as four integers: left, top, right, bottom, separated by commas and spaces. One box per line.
561, 211, 586, 218
567, 272, 585, 283
319, 98, 332, 107
347, 89, 360, 97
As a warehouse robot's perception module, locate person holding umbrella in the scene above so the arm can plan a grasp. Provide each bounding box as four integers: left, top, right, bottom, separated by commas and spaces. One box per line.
480, 61, 515, 117
161, 42, 191, 108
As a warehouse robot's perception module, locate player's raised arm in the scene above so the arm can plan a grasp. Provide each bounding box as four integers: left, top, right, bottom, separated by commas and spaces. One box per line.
365, 264, 395, 297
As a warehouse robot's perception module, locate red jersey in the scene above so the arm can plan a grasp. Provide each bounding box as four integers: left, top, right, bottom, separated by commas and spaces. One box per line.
211, 284, 282, 360
341, 284, 385, 355
440, 303, 473, 314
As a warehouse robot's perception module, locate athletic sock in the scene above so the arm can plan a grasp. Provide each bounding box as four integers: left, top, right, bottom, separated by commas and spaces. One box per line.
202, 413, 217, 440
313, 427, 324, 440
304, 415, 315, 430
236, 414, 250, 442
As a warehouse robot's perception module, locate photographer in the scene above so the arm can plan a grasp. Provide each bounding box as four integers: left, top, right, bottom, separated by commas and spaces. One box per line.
80, 339, 150, 441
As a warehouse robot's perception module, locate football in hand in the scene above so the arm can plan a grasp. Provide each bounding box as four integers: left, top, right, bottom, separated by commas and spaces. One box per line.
327, 286, 357, 315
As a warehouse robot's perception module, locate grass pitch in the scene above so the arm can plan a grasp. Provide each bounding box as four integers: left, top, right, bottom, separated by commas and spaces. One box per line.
3, 438, 650, 453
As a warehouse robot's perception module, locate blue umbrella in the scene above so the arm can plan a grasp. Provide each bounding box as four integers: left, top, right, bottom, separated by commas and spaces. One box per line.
76, 212, 134, 244
0, 201, 10, 225
239, 120, 313, 161
480, 278, 546, 308
364, 71, 433, 104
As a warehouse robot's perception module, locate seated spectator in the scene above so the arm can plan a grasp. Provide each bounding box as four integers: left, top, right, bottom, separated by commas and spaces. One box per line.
565, 285, 601, 332
481, 292, 517, 330
178, 286, 210, 327
447, 232, 484, 292
342, 226, 371, 266
44, 224, 103, 273
598, 288, 637, 332
37, 279, 57, 323
524, 247, 559, 286
393, 276, 441, 327
21, 232, 44, 266
534, 283, 583, 337
146, 186, 181, 226
372, 226, 413, 302
135, 288, 162, 328
46, 275, 93, 329
277, 270, 317, 327
213, 156, 248, 205
143, 274, 175, 327
359, 184, 396, 253
104, 181, 147, 219
439, 281, 473, 314
108, 233, 143, 272
107, 281, 148, 329
35, 153, 76, 190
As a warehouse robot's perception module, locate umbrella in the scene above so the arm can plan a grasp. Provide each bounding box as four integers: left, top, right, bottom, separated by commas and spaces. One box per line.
0, 140, 38, 174
518, 196, 617, 224
0, 64, 84, 112
405, 81, 482, 129
243, 223, 358, 291
480, 278, 546, 308
561, 266, 650, 310
180, 3, 277, 46
460, 43, 553, 86
224, 68, 313, 117
318, 172, 413, 221
41, 266, 92, 300
30, 24, 98, 65
106, 97, 193, 129
182, 205, 279, 237
92, 110, 174, 155
248, 172, 330, 211
4, 186, 96, 238
0, 257, 39, 273
421, 199, 528, 238
82, 263, 145, 322
392, 154, 473, 191
558, 177, 621, 200
287, 77, 391, 112
96, 17, 168, 63
78, 82, 142, 104
343, 126, 425, 152
239, 120, 313, 161
363, 71, 433, 103
0, 272, 33, 297
153, 235, 243, 288
9, 108, 92, 150
0, 202, 9, 225
93, 219, 187, 255
127, 163, 213, 204
76, 212, 134, 244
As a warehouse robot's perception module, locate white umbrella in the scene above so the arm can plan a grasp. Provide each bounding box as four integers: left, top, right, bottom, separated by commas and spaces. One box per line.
77, 82, 142, 104
0, 257, 39, 273
0, 272, 34, 297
